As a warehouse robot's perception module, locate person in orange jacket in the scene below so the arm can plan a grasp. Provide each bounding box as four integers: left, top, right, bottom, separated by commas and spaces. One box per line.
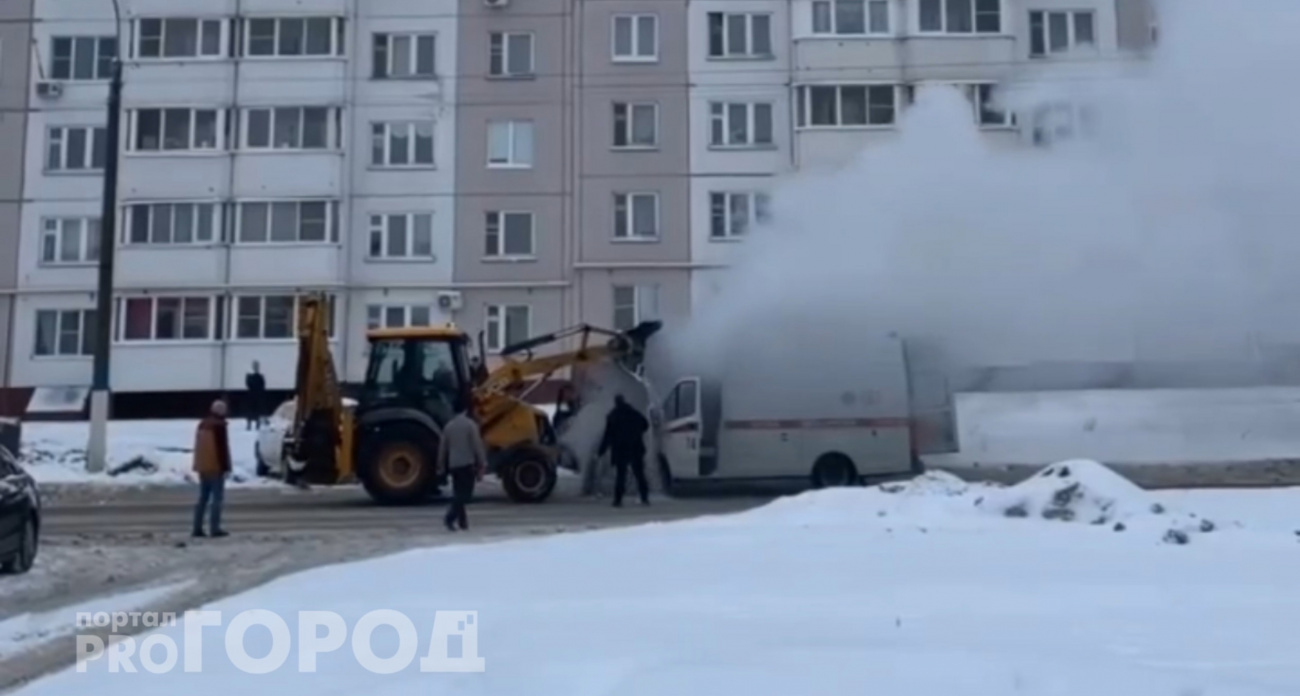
192, 399, 232, 538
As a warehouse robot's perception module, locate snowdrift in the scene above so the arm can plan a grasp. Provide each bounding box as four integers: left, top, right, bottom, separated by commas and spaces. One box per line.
732, 460, 1237, 544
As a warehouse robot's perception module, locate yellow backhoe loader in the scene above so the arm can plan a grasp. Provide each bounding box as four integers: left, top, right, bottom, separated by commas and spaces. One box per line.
280, 293, 661, 505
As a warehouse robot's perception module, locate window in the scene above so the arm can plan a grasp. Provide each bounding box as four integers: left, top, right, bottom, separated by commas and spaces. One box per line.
135, 18, 225, 59
1029, 10, 1096, 57
488, 32, 534, 77
244, 17, 344, 57
46, 126, 107, 172
371, 121, 435, 167
373, 32, 436, 78
368, 212, 434, 259
367, 305, 434, 330
1030, 102, 1094, 147
34, 309, 96, 357
811, 0, 889, 35
708, 102, 774, 147
51, 36, 117, 80
238, 201, 339, 243
612, 14, 657, 61
613, 192, 659, 240
612, 285, 660, 332
708, 12, 773, 57
243, 107, 335, 149
131, 108, 221, 151
709, 192, 770, 239
40, 217, 100, 265
612, 102, 658, 148
487, 120, 534, 168
918, 0, 1001, 33
485, 211, 535, 258
234, 295, 334, 340
125, 203, 219, 245
119, 296, 215, 342
484, 304, 531, 352
967, 84, 1012, 126
796, 85, 898, 127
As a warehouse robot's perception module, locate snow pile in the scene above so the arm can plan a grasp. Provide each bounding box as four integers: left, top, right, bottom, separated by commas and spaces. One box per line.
19, 421, 269, 487
972, 460, 1226, 543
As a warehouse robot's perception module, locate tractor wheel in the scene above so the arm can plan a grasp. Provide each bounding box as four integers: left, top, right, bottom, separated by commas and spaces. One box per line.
499, 445, 557, 503
359, 424, 437, 505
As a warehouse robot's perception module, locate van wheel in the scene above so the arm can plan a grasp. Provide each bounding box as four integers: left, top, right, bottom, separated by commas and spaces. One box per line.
2, 517, 37, 574
811, 453, 858, 488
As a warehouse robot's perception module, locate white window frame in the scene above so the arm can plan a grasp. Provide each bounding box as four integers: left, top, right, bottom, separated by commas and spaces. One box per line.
122, 202, 220, 246
33, 309, 97, 358
484, 304, 532, 353
708, 12, 775, 57
367, 212, 435, 260
133, 18, 227, 60
234, 294, 336, 341
795, 84, 899, 128
40, 217, 100, 265
484, 211, 536, 259
1028, 10, 1097, 57
917, 0, 1002, 34
367, 304, 435, 330
612, 102, 659, 149
243, 16, 345, 58
236, 200, 340, 244
45, 125, 107, 172
50, 35, 117, 80
486, 120, 535, 168
708, 101, 775, 148
372, 31, 437, 79
1029, 101, 1093, 147
370, 120, 436, 167
810, 0, 891, 36
116, 296, 217, 343
129, 107, 224, 152
966, 83, 1013, 127
709, 191, 770, 240
611, 14, 658, 62
612, 284, 660, 332
488, 31, 535, 77
613, 192, 660, 241
241, 106, 338, 150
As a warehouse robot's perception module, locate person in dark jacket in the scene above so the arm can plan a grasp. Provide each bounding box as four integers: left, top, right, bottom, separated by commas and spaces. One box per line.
192, 399, 232, 538
598, 394, 650, 507
244, 362, 267, 430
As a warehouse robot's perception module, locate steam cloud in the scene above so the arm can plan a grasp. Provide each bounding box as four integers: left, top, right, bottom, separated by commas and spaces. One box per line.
656, 0, 1300, 389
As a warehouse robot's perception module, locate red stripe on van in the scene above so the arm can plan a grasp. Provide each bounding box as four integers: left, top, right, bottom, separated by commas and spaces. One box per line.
723, 417, 912, 430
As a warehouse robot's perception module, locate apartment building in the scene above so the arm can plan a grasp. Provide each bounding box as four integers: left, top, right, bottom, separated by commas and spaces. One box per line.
0, 1, 34, 399
16, 0, 460, 396
4, 0, 1139, 401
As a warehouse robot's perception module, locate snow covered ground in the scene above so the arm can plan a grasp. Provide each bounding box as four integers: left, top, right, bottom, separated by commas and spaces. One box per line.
0, 581, 193, 661
21, 461, 1300, 694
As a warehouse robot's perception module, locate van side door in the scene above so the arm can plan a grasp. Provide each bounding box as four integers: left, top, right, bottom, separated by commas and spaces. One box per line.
902, 341, 960, 455
660, 378, 703, 478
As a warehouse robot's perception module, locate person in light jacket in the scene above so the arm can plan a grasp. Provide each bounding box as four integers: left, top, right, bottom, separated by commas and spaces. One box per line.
192, 399, 232, 538
437, 398, 488, 532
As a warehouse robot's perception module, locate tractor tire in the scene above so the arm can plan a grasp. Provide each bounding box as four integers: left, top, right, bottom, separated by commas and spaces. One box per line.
811, 453, 859, 489
358, 423, 438, 506
498, 445, 557, 503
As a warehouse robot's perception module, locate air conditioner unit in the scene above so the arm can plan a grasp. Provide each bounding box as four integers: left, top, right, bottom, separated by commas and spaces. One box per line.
35, 81, 63, 99
484, 0, 510, 9
437, 291, 463, 311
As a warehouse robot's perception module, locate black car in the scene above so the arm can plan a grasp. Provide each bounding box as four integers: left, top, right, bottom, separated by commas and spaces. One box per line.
0, 445, 39, 574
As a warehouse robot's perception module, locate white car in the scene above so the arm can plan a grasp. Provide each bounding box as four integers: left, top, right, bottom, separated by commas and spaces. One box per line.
254, 398, 356, 478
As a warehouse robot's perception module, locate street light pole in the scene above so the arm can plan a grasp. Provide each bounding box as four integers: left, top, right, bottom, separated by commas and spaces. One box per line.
86, 52, 123, 473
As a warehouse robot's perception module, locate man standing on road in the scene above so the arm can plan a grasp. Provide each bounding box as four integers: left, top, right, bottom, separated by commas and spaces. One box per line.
192, 399, 232, 538
598, 394, 651, 507
438, 398, 487, 532
244, 361, 266, 430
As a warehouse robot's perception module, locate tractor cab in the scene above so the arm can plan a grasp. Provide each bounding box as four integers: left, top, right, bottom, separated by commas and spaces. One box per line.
360, 326, 475, 428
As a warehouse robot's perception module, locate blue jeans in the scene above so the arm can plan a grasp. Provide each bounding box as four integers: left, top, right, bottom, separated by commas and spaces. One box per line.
193, 477, 225, 533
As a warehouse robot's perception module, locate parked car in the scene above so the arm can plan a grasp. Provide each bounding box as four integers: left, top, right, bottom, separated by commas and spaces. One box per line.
0, 445, 40, 574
